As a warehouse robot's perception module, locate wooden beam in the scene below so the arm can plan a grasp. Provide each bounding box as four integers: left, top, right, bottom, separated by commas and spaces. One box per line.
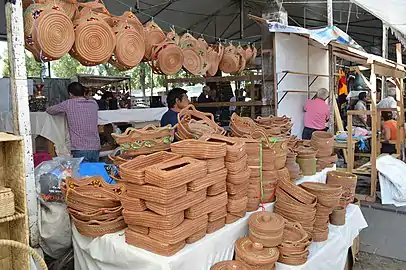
374, 63, 406, 78
164, 75, 263, 85
370, 63, 378, 201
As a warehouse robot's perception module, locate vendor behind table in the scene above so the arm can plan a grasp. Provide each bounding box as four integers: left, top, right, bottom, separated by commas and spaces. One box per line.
160, 87, 189, 127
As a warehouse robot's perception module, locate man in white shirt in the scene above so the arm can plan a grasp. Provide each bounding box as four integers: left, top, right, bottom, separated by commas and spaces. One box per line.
377, 87, 397, 119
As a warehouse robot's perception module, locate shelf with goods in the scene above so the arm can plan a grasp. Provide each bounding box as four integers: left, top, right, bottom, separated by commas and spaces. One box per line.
0, 133, 29, 269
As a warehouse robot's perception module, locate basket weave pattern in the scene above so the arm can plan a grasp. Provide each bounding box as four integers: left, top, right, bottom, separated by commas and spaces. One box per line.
0, 188, 15, 218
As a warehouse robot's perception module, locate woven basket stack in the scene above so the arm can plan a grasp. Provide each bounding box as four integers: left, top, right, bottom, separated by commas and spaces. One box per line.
120, 150, 214, 256
254, 115, 293, 136
248, 212, 285, 248
171, 139, 230, 234
277, 222, 311, 265
235, 237, 279, 270
299, 182, 343, 242
285, 150, 302, 181
274, 178, 317, 237
60, 176, 126, 237
326, 171, 358, 208
310, 131, 337, 172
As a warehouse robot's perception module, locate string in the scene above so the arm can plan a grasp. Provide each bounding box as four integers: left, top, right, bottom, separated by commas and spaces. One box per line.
109, 0, 254, 45
31, 0, 47, 81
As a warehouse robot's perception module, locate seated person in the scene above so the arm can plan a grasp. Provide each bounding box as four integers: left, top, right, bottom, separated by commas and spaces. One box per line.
352, 92, 368, 129
160, 88, 189, 127
381, 111, 397, 154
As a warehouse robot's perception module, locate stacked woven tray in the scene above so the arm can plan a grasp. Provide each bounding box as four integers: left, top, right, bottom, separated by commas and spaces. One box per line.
277, 222, 311, 265
326, 171, 358, 208
171, 139, 231, 234
248, 212, 285, 248
310, 131, 337, 171
299, 182, 343, 242
254, 115, 293, 136
195, 136, 249, 225
120, 150, 215, 256
60, 176, 126, 237
235, 237, 279, 270
274, 178, 317, 236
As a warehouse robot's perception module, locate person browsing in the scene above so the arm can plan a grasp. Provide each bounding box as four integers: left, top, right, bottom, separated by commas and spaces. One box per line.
352, 92, 368, 128
160, 87, 189, 127
46, 82, 100, 162
302, 88, 330, 140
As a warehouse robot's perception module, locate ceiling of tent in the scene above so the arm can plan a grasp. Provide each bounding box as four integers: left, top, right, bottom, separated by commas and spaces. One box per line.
0, 0, 402, 60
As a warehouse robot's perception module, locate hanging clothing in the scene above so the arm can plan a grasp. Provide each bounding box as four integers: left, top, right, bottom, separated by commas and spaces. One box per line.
338, 70, 348, 96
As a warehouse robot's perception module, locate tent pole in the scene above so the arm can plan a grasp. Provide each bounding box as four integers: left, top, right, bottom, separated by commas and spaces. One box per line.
327, 0, 335, 132
382, 23, 389, 98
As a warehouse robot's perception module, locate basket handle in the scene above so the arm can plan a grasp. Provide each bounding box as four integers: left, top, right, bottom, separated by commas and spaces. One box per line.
0, 240, 48, 270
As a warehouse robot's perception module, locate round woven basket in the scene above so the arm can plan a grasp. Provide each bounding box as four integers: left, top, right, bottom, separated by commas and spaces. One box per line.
211, 260, 249, 270
182, 47, 206, 75
235, 237, 279, 267
144, 22, 166, 61
113, 11, 144, 35
219, 49, 239, 74
55, 0, 77, 20
71, 14, 116, 66
330, 206, 346, 225
153, 42, 184, 75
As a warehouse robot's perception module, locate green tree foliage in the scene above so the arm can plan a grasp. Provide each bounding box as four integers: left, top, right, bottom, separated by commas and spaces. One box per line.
52, 54, 89, 78
1, 49, 43, 77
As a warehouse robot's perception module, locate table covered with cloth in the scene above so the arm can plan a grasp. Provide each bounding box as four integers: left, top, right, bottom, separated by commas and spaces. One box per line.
72, 167, 368, 270
0, 108, 167, 156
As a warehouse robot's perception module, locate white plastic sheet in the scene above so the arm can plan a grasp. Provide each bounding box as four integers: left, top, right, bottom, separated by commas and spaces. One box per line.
376, 155, 406, 207
72, 167, 367, 270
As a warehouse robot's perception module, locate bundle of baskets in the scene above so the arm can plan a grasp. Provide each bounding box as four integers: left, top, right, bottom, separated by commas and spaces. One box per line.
22, 0, 257, 76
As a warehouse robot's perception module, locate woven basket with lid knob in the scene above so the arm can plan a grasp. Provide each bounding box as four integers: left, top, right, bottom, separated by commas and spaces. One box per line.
248, 212, 285, 247
211, 260, 249, 270
235, 237, 279, 269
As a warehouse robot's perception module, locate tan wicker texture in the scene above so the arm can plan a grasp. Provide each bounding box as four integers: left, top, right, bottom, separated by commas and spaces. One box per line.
211, 260, 249, 270
171, 139, 227, 159
185, 192, 228, 219
227, 196, 248, 214
72, 215, 126, 237
146, 189, 207, 216
144, 22, 166, 60
227, 166, 250, 185
226, 154, 248, 174
188, 166, 226, 192
208, 206, 227, 222
128, 224, 149, 235
208, 180, 227, 196
122, 209, 184, 230
120, 193, 147, 212
67, 206, 122, 222
145, 157, 207, 189
125, 229, 185, 256
149, 215, 208, 244
0, 188, 14, 218
126, 182, 187, 204
225, 213, 241, 224
186, 228, 207, 244
205, 157, 226, 173
207, 217, 226, 234
235, 237, 279, 267
199, 134, 246, 162
227, 181, 249, 195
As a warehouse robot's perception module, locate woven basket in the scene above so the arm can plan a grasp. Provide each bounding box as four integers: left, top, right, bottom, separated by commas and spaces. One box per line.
226, 213, 240, 224
186, 228, 207, 244
188, 168, 227, 192
146, 189, 207, 216
281, 222, 310, 244
113, 11, 144, 34
235, 238, 279, 267
0, 187, 15, 218
275, 187, 316, 211
300, 182, 342, 207
227, 181, 249, 195
128, 224, 149, 235
171, 139, 227, 159
219, 44, 240, 74
227, 196, 248, 214
330, 206, 345, 225
206, 157, 226, 173
144, 21, 166, 61
326, 171, 357, 205
149, 215, 208, 244
208, 205, 227, 222
208, 180, 227, 196
199, 134, 246, 162
145, 157, 207, 189
207, 217, 226, 234
229, 113, 259, 137
70, 8, 116, 66
206, 44, 224, 76
0, 239, 48, 270
249, 166, 261, 177
228, 189, 248, 201
227, 166, 250, 185
122, 209, 184, 230
67, 205, 122, 222
120, 193, 147, 212
72, 215, 126, 237
278, 251, 309, 266
185, 192, 227, 219
312, 227, 329, 242
277, 178, 317, 205
119, 151, 180, 185
112, 125, 174, 156
294, 146, 318, 159
211, 260, 249, 270
151, 41, 184, 75
310, 131, 334, 157
125, 229, 185, 256
126, 182, 187, 204
296, 158, 317, 176
226, 154, 248, 174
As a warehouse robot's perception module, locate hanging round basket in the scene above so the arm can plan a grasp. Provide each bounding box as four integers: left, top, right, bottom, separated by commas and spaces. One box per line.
154, 42, 184, 75
144, 22, 166, 61
219, 44, 240, 74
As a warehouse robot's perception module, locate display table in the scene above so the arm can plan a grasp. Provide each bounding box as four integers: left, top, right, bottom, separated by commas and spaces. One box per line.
72, 167, 367, 270
0, 108, 167, 156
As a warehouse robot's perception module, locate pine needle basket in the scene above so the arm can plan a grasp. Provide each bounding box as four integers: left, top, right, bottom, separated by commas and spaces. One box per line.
0, 240, 47, 270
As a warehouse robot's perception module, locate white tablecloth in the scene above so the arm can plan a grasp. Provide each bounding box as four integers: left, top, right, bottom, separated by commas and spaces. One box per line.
0, 108, 167, 156
72, 167, 367, 270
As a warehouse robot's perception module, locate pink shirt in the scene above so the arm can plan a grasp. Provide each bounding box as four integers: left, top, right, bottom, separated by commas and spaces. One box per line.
304, 98, 330, 130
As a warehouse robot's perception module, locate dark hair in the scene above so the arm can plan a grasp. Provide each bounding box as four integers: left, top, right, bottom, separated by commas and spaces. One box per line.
382, 111, 393, 121
358, 92, 367, 101
166, 87, 187, 108
68, 82, 85, 97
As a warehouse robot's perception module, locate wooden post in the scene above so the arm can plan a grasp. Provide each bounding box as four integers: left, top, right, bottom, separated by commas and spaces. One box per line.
381, 23, 389, 97
395, 43, 405, 160
370, 63, 378, 200
5, 2, 38, 246
260, 22, 274, 116
327, 0, 335, 133
347, 114, 354, 172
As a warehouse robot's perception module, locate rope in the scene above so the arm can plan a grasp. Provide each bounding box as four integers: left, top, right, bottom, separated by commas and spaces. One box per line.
0, 239, 48, 270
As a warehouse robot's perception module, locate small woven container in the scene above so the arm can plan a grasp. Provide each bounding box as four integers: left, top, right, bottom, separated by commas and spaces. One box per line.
206, 157, 226, 173
119, 151, 180, 185
0, 187, 15, 218
227, 196, 248, 214
188, 167, 227, 192
248, 212, 285, 247
294, 146, 318, 159
146, 189, 207, 216
227, 166, 250, 185
72, 215, 126, 237
145, 157, 207, 189
186, 228, 207, 244
149, 215, 208, 244
330, 206, 346, 225
277, 178, 317, 205
207, 217, 226, 234
199, 134, 246, 162
227, 181, 249, 195
67, 205, 122, 222
125, 229, 185, 256
208, 180, 227, 196
64, 187, 121, 213
185, 192, 228, 219
112, 125, 174, 156
310, 131, 334, 157
211, 260, 249, 270
296, 158, 317, 176
122, 209, 184, 230
226, 155, 248, 174
299, 182, 342, 207
275, 187, 316, 211
226, 213, 240, 224
126, 183, 187, 204
327, 171, 358, 206
278, 251, 309, 266
235, 238, 279, 270
312, 227, 329, 242
208, 206, 227, 222
128, 224, 149, 235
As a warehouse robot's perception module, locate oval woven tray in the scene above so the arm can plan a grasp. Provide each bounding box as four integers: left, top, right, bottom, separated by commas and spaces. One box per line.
186, 228, 207, 244
171, 139, 227, 159
188, 167, 227, 192
72, 215, 126, 238
207, 217, 226, 234
185, 192, 228, 219
125, 182, 187, 204
122, 209, 184, 230
235, 237, 279, 266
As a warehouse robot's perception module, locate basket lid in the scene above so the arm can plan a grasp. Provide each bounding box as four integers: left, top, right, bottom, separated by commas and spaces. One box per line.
235, 237, 279, 265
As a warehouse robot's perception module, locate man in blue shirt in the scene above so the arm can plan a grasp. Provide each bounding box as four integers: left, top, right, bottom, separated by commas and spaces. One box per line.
160, 87, 189, 127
